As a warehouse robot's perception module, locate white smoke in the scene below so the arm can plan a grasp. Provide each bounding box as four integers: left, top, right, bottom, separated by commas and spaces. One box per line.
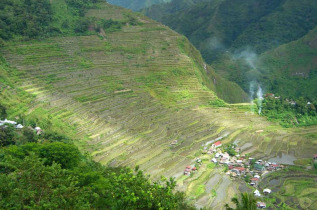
232, 48, 258, 69
233, 48, 264, 114
257, 85, 263, 114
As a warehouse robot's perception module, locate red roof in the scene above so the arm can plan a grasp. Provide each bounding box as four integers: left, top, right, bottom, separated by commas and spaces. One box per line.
229, 165, 234, 170
314, 154, 317, 158
214, 141, 222, 146
186, 166, 191, 169
272, 164, 279, 167
185, 168, 191, 172
192, 167, 197, 171
235, 167, 245, 171
251, 177, 259, 181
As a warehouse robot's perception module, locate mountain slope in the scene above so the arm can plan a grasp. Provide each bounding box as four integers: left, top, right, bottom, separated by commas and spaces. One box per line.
145, 0, 317, 63
1, 1, 316, 208
258, 27, 317, 99
143, 0, 317, 99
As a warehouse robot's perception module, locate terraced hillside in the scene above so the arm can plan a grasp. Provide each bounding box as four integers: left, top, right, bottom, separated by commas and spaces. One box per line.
1, 2, 316, 208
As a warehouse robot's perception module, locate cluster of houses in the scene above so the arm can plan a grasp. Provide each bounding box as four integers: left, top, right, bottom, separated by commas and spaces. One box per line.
0, 119, 24, 129
204, 141, 283, 187
195, 140, 283, 208
178, 139, 289, 208
183, 158, 201, 175
0, 118, 42, 135
265, 93, 313, 106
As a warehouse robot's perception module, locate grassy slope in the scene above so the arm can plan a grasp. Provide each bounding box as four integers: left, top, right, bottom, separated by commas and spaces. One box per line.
1, 1, 316, 208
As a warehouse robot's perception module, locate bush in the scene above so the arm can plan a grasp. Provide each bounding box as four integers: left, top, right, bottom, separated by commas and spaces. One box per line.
208, 99, 227, 107
39, 142, 81, 169
74, 18, 91, 33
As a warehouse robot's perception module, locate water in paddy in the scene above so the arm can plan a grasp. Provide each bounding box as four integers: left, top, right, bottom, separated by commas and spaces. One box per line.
268, 152, 297, 165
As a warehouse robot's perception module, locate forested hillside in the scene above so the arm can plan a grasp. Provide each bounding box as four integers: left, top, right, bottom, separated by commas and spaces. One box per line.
142, 0, 317, 100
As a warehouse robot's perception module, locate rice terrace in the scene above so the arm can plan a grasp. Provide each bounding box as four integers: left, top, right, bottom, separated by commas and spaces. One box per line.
0, 0, 316, 209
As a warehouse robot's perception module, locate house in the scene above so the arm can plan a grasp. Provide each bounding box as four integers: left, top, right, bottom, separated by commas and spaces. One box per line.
231, 167, 245, 175
257, 202, 266, 209
0, 119, 17, 125
184, 170, 190, 175
313, 154, 317, 160
263, 189, 271, 194
236, 160, 243, 165
211, 158, 218, 163
16, 124, 24, 129
271, 164, 280, 170
171, 140, 178, 145
254, 164, 265, 171
35, 127, 42, 135
250, 177, 259, 186
222, 152, 230, 159
184, 167, 191, 175
254, 189, 261, 197
212, 141, 222, 149
192, 167, 197, 171
254, 175, 260, 179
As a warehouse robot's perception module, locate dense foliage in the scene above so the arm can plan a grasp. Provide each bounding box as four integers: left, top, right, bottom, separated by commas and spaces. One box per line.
0, 125, 193, 209
0, 0, 52, 40
260, 96, 317, 127
225, 192, 258, 210
0, 0, 103, 42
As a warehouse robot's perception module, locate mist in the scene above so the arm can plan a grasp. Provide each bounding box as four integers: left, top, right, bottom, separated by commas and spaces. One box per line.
232, 48, 264, 114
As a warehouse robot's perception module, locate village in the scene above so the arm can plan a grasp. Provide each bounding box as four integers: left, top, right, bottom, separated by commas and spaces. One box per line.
176, 140, 285, 209
0, 118, 42, 135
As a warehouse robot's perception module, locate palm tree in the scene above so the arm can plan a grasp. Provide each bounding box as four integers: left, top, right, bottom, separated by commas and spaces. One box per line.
225, 192, 258, 210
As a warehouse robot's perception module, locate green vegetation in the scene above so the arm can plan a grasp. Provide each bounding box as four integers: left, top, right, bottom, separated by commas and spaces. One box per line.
146, 0, 317, 62
143, 0, 317, 100
225, 192, 258, 210
0, 0, 103, 42
1, 0, 316, 208
261, 96, 317, 127
259, 166, 317, 209
0, 141, 193, 209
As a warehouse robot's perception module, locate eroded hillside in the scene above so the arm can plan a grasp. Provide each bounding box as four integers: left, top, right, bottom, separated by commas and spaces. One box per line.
1, 2, 316, 209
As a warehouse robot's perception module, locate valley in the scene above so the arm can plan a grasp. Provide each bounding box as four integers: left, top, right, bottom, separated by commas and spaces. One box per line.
1, 2, 316, 209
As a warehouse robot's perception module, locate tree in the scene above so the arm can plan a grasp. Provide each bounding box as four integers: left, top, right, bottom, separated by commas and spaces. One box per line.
0, 124, 16, 146
38, 142, 81, 169
0, 154, 91, 209
0, 104, 6, 119
20, 127, 37, 144
225, 192, 258, 210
